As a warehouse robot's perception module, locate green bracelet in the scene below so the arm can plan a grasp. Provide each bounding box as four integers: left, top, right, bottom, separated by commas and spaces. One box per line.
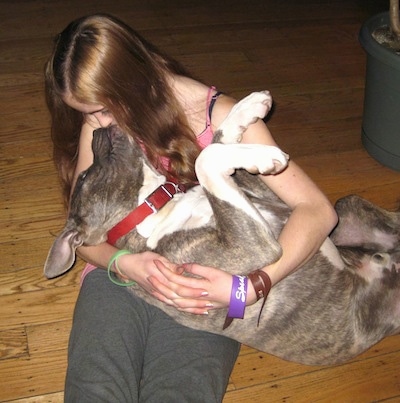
107, 250, 137, 287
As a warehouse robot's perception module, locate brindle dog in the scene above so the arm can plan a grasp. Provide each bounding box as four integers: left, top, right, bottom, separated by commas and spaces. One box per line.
44, 92, 400, 366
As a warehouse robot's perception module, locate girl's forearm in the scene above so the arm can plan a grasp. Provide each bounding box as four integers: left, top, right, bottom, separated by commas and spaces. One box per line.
76, 242, 119, 269
262, 201, 338, 286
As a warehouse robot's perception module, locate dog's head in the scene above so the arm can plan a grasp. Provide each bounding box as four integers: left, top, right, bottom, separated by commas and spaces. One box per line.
357, 249, 400, 337
331, 195, 400, 336
345, 248, 400, 340
44, 126, 145, 278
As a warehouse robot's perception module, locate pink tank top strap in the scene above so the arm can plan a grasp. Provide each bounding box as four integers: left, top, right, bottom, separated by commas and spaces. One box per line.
197, 86, 223, 149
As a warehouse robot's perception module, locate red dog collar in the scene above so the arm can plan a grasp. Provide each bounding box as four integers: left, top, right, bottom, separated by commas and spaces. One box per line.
107, 181, 185, 246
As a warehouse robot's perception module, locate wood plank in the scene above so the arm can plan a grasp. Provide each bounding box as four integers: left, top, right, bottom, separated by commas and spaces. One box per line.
1, 189, 64, 225
0, 38, 51, 80
0, 84, 48, 135
0, 285, 79, 331
224, 350, 400, 402
0, 155, 54, 183
296, 149, 400, 208
1, 0, 161, 41
27, 320, 72, 356
0, 259, 83, 296
0, 138, 53, 159
0, 327, 28, 360
229, 335, 400, 391
0, 350, 67, 402
6, 392, 64, 403
0, 217, 66, 244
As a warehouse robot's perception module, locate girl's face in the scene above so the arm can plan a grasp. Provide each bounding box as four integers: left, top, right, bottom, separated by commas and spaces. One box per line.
63, 93, 116, 128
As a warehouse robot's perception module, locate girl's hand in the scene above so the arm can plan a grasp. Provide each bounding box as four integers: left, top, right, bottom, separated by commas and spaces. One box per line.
116, 251, 178, 295
116, 252, 212, 309
148, 261, 257, 315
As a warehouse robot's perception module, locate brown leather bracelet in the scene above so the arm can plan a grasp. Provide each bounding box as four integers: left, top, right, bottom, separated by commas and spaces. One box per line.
248, 269, 272, 326
222, 270, 272, 330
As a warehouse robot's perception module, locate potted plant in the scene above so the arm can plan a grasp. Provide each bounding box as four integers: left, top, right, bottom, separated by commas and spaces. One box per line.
359, 0, 400, 171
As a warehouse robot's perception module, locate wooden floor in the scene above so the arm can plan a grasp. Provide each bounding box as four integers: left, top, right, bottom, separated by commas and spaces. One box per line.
1, 0, 400, 401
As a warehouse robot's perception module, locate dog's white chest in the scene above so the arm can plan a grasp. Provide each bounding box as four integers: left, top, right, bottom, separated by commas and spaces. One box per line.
137, 186, 213, 249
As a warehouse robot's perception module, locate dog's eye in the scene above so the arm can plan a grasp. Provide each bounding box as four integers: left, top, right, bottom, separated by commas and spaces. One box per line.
372, 253, 390, 268
372, 253, 385, 263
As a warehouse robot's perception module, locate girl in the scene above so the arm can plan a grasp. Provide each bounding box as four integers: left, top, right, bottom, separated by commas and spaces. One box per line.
45, 14, 337, 402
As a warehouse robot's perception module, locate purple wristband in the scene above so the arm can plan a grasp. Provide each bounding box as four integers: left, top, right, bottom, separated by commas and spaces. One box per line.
227, 275, 248, 319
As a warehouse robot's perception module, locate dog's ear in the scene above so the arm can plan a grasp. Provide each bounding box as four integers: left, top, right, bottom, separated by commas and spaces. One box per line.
44, 229, 83, 279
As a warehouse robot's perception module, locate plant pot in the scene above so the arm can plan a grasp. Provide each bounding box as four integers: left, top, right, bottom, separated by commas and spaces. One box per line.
359, 12, 400, 171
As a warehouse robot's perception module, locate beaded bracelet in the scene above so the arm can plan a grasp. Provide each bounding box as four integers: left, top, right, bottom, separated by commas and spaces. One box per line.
223, 275, 248, 329
107, 249, 137, 287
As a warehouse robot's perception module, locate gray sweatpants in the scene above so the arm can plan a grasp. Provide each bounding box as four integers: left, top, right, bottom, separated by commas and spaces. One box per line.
64, 269, 240, 402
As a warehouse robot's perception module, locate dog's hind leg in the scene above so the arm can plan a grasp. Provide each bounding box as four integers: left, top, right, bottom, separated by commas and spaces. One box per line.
196, 143, 288, 210
213, 91, 273, 144
196, 142, 287, 229
194, 143, 288, 268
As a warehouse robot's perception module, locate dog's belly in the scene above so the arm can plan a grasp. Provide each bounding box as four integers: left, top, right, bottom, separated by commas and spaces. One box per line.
138, 185, 346, 275
139, 187, 286, 251
255, 202, 345, 271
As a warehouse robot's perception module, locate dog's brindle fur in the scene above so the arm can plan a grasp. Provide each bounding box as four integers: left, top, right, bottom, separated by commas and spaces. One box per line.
44, 92, 400, 366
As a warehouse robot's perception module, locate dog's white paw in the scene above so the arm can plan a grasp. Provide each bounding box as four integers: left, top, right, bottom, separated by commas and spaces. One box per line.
218, 91, 273, 144
236, 90, 272, 121
196, 143, 289, 179
247, 145, 289, 175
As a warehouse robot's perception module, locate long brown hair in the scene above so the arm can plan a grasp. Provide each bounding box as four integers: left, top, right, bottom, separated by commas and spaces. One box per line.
44, 14, 201, 206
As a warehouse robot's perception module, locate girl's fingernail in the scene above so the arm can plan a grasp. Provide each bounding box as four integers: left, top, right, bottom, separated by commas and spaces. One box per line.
205, 303, 214, 308
203, 311, 209, 315
201, 291, 209, 296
